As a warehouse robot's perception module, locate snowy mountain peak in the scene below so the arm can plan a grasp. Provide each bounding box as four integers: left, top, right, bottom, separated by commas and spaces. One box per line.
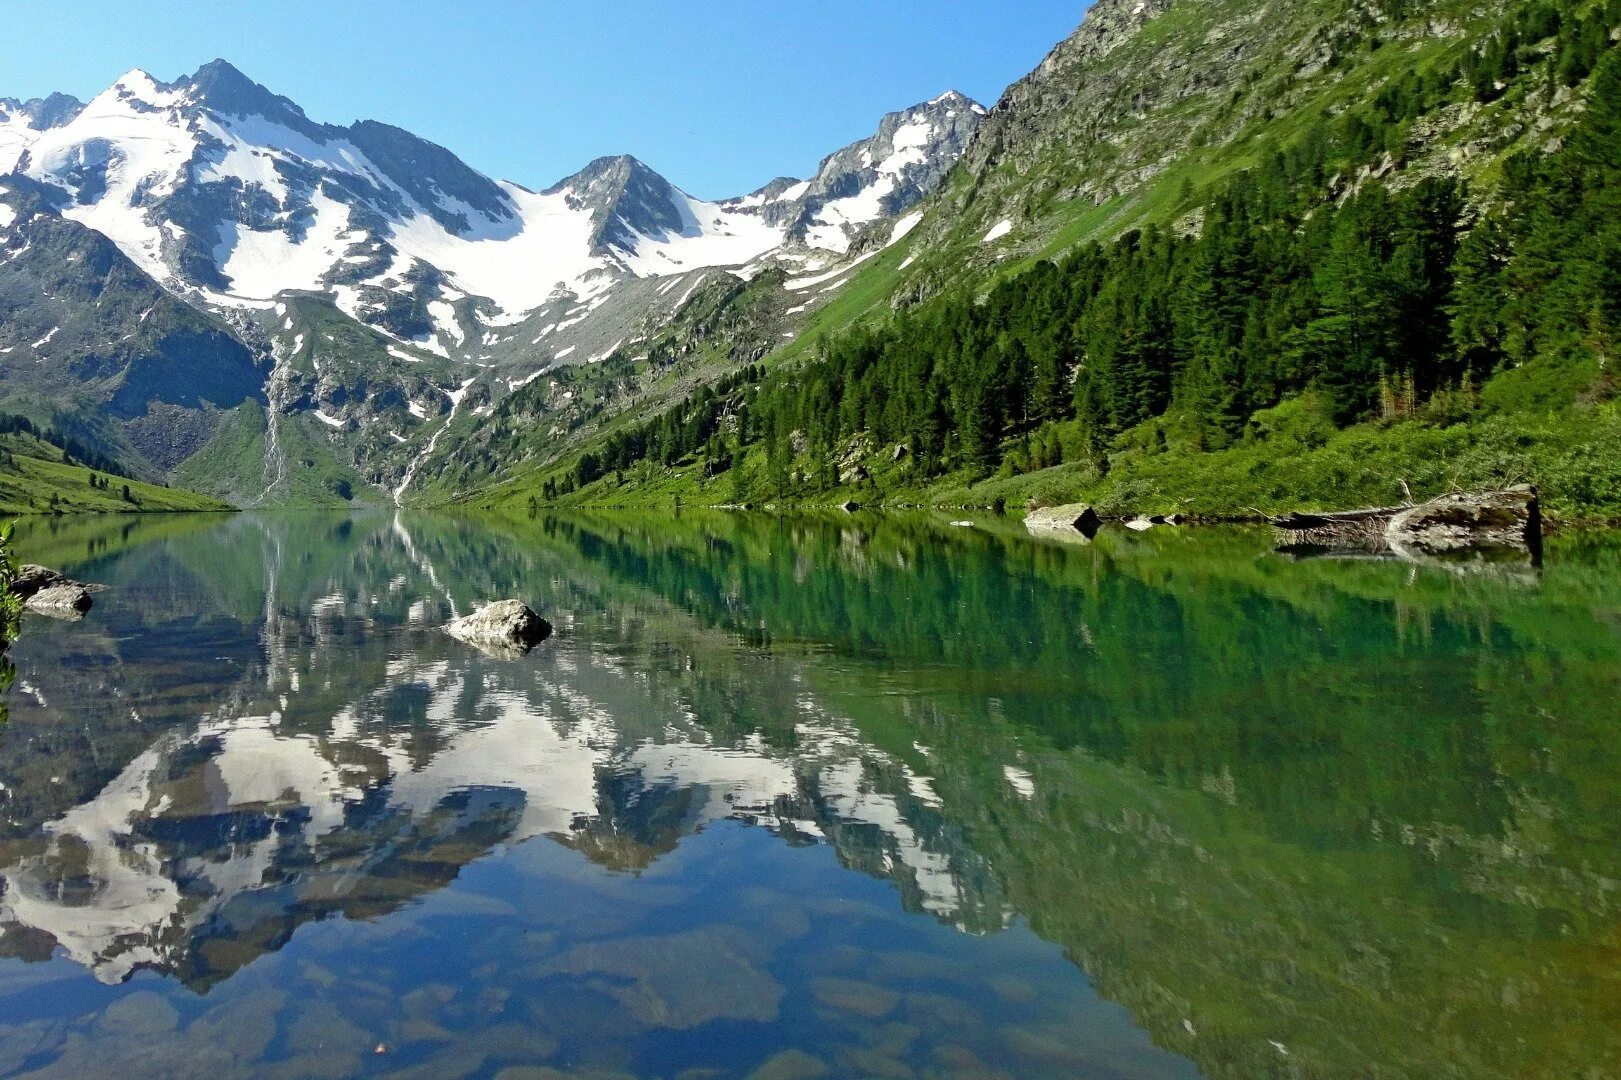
0, 92, 85, 131
720, 90, 986, 253
1, 63, 980, 351
0, 92, 84, 172
546, 155, 689, 251
930, 89, 987, 114
181, 58, 322, 133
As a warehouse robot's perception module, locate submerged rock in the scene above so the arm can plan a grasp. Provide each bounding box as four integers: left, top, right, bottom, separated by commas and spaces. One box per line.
444, 601, 553, 656
536, 927, 784, 1030
1024, 504, 1102, 539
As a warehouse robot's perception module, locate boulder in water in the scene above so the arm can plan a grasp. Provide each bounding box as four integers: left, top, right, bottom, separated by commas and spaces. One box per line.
13, 565, 70, 600
1024, 504, 1102, 539
444, 601, 553, 656
23, 583, 95, 619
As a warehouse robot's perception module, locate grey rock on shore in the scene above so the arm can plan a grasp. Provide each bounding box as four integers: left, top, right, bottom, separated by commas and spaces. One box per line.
12, 565, 99, 619
1024, 504, 1102, 539
1388, 487, 1542, 558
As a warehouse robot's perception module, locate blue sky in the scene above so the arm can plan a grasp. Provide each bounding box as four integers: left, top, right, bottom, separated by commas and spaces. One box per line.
0, 1, 1088, 198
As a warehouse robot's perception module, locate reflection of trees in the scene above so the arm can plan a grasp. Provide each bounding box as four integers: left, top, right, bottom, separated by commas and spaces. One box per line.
2, 508, 1617, 1076
0, 522, 21, 728
469, 509, 1621, 1080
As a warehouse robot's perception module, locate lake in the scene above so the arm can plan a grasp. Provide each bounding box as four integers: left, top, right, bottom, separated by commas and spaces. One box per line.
0, 510, 1616, 1079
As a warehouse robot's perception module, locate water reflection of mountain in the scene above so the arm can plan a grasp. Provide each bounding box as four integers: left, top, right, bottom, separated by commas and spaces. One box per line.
1, 510, 1617, 1079
457, 511, 1621, 1080
0, 513, 1009, 990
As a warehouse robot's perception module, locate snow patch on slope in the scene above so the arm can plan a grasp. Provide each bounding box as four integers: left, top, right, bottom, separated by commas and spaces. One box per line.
217, 188, 354, 299
613, 191, 783, 278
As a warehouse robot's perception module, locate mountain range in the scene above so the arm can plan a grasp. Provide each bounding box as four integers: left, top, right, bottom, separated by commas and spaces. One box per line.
0, 60, 984, 504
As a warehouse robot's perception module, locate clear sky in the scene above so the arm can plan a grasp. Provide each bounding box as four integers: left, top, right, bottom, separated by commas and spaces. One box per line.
0, 1, 1088, 199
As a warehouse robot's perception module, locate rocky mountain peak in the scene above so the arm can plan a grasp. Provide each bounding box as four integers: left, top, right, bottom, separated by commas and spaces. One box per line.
180, 58, 321, 132
773, 90, 986, 251
0, 92, 85, 132
545, 155, 690, 254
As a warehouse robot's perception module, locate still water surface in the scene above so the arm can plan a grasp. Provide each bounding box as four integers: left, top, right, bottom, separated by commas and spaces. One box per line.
0, 511, 1616, 1079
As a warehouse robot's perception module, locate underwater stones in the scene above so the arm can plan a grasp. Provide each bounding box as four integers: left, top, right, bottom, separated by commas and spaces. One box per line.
465, 1023, 560, 1065
0, 1021, 66, 1076
811, 977, 901, 1019
444, 600, 553, 656
538, 927, 784, 1030
186, 988, 287, 1062
834, 1046, 914, 1078
745, 1049, 829, 1080
267, 1002, 376, 1080
380, 1047, 488, 1080
97, 992, 179, 1038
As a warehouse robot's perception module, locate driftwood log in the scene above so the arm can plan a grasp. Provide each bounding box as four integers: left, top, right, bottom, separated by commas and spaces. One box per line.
1273, 487, 1542, 560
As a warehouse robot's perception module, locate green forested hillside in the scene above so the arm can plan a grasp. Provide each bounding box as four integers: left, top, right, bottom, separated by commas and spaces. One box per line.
466, 0, 1621, 520
0, 414, 232, 515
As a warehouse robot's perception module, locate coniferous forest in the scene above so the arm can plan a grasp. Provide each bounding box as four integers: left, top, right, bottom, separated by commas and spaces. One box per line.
536, 2, 1621, 518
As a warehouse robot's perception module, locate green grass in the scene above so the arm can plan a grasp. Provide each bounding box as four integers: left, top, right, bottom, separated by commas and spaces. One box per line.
0, 432, 233, 515
172, 403, 381, 509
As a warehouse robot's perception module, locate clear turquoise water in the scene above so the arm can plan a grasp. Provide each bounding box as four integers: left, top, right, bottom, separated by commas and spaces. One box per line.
0, 510, 1616, 1079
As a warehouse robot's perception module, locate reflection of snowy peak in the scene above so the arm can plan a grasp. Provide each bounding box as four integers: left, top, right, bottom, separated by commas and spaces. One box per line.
4, 60, 981, 342
0, 536, 1006, 985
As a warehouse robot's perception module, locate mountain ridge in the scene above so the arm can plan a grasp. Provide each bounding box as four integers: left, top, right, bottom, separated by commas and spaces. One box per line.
0, 58, 983, 506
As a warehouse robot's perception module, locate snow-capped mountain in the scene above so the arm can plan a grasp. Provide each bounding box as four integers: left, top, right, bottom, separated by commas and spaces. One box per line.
0, 92, 84, 172
4, 61, 981, 351
0, 59, 981, 503
724, 91, 986, 253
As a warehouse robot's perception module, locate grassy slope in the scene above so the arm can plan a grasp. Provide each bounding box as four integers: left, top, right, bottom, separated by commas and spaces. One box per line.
172, 402, 382, 509
0, 431, 232, 515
